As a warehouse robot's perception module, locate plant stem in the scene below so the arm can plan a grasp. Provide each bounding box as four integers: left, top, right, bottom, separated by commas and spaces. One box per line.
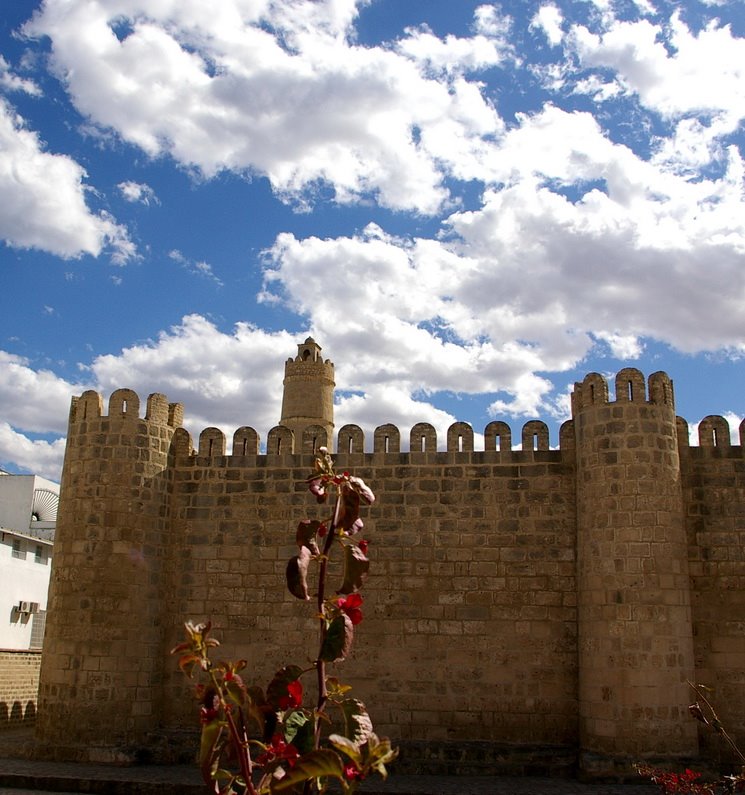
209, 665, 257, 795
314, 499, 340, 738
225, 706, 258, 795
689, 681, 745, 765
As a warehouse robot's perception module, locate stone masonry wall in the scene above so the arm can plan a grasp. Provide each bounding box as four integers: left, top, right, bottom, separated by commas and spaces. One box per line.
159, 448, 578, 773
35, 369, 745, 777
0, 650, 41, 730
681, 417, 745, 766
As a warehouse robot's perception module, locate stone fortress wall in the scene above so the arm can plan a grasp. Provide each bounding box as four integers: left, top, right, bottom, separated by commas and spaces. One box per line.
34, 340, 745, 778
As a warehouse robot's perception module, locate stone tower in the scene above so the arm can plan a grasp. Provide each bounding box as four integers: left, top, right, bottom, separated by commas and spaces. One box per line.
572, 368, 697, 777
35, 389, 183, 758
279, 337, 335, 451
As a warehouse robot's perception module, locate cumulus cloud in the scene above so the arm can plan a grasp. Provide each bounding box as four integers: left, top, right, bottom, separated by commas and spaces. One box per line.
335, 385, 462, 450
22, 0, 504, 214
118, 180, 158, 205
0, 352, 84, 435
0, 54, 41, 95
0, 352, 86, 480
396, 23, 506, 75
261, 224, 583, 412
570, 11, 745, 123
260, 98, 745, 389
88, 313, 489, 453
532, 5, 564, 47
0, 99, 134, 261
87, 315, 297, 435
0, 423, 67, 481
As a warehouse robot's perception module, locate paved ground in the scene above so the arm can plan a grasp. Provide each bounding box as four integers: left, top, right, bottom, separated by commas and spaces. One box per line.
0, 728, 657, 795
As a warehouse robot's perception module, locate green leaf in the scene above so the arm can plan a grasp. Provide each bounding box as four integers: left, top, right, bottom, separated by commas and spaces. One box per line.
269, 749, 344, 793
319, 614, 353, 662
286, 546, 312, 600
338, 544, 369, 595
339, 699, 373, 745
328, 733, 362, 767
199, 719, 224, 773
325, 676, 352, 699
284, 710, 315, 755
267, 666, 305, 709
283, 710, 308, 744
365, 733, 399, 779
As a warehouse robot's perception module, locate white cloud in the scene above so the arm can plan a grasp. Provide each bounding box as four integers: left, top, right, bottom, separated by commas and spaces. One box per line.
532, 5, 564, 47
593, 332, 644, 360
0, 54, 41, 95
396, 25, 505, 75
0, 99, 134, 261
168, 249, 223, 287
573, 74, 622, 102
487, 372, 556, 418
88, 315, 298, 435
118, 180, 158, 205
335, 385, 461, 450
23, 0, 503, 214
0, 351, 83, 480
261, 225, 583, 408
0, 351, 85, 435
570, 11, 745, 123
262, 99, 745, 393
0, 424, 66, 481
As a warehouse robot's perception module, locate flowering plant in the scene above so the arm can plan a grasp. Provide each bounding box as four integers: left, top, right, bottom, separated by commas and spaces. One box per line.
637, 682, 745, 794
172, 448, 397, 795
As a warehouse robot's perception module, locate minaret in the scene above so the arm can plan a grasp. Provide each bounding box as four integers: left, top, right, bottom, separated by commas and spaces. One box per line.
280, 337, 335, 450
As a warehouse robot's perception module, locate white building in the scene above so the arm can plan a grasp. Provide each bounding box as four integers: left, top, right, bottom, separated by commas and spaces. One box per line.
0, 470, 58, 650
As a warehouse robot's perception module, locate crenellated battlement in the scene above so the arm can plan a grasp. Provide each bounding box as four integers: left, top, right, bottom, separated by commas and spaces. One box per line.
64, 377, 744, 463
68, 387, 184, 428
171, 418, 575, 459
570, 367, 675, 414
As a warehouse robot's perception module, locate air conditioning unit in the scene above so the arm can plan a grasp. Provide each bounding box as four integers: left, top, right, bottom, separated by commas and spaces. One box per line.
17, 601, 30, 613
29, 602, 40, 614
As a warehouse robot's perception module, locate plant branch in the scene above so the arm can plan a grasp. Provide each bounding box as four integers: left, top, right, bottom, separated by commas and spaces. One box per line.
689, 681, 745, 765
314, 494, 341, 742
224, 706, 258, 795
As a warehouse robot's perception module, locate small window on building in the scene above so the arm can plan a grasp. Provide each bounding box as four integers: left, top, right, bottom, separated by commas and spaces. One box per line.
30, 610, 47, 649
12, 538, 26, 560
35, 544, 46, 564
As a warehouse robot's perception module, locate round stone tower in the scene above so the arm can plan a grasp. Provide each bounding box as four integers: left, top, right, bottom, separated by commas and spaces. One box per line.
35, 389, 183, 760
279, 337, 335, 450
573, 368, 697, 778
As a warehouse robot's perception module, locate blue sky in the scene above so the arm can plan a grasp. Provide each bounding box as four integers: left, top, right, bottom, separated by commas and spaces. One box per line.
1, 0, 744, 481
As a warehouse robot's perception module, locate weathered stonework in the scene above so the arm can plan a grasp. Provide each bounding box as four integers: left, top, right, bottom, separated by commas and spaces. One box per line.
0, 650, 41, 730
34, 348, 745, 778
